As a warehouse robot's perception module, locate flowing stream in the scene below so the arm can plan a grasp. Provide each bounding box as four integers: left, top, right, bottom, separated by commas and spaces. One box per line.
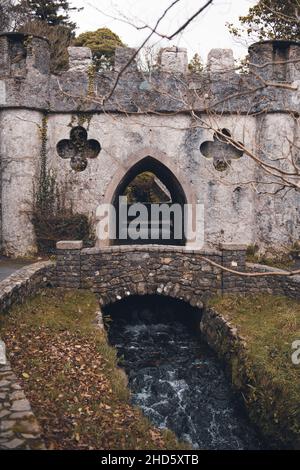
104, 296, 263, 450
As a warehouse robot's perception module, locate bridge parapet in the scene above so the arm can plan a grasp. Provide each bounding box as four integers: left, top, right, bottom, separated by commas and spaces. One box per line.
55, 243, 247, 307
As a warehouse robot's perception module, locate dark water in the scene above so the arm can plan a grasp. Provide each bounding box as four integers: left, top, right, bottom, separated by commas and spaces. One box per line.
104, 296, 263, 450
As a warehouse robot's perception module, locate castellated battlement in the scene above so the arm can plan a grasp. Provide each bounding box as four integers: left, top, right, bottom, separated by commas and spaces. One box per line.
249, 40, 300, 82
0, 31, 300, 115
0, 33, 299, 258
0, 32, 50, 77
1, 31, 300, 82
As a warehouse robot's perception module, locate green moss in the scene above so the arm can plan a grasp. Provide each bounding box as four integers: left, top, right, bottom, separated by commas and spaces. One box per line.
209, 294, 300, 449
245, 244, 297, 269
0, 289, 186, 450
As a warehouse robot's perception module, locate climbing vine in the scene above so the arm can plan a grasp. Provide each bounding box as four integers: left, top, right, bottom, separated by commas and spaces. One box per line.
35, 114, 56, 214
32, 113, 92, 254
77, 113, 93, 129
87, 64, 96, 97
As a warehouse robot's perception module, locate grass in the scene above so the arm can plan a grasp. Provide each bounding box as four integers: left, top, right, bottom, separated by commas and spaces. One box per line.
0, 288, 186, 450
209, 294, 300, 449
245, 244, 298, 270
246, 254, 295, 270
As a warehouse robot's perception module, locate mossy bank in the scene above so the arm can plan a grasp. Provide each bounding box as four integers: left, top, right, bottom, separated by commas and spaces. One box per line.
203, 294, 300, 450
0, 288, 186, 450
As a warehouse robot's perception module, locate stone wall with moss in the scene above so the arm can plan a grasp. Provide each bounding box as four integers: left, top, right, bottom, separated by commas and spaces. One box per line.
0, 33, 299, 256
200, 307, 299, 449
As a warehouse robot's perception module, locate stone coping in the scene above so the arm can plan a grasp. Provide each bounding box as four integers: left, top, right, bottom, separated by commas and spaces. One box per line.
220, 244, 248, 251
79, 245, 223, 257
0, 261, 54, 297
56, 241, 83, 250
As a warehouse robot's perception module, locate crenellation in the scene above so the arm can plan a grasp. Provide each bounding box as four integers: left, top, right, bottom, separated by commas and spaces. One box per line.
0, 33, 50, 79
207, 48, 235, 75
67, 46, 92, 72
249, 40, 300, 82
158, 47, 188, 74
0, 35, 299, 257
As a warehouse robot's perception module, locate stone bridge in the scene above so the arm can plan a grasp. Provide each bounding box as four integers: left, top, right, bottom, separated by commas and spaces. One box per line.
55, 241, 300, 306
55, 242, 247, 308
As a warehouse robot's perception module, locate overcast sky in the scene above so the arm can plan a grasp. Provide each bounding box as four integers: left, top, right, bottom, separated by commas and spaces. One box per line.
70, 0, 256, 61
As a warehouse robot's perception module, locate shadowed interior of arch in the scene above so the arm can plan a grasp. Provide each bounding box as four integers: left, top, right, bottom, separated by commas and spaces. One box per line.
103, 294, 202, 329
111, 156, 187, 245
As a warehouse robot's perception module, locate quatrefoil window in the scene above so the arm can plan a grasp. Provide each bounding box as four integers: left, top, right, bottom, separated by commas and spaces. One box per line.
57, 126, 101, 172
200, 129, 244, 172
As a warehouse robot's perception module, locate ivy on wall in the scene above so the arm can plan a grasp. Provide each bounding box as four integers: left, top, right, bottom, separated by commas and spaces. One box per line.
32, 114, 92, 254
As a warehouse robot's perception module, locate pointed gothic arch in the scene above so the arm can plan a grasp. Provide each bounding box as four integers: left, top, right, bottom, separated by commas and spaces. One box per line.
99, 149, 197, 247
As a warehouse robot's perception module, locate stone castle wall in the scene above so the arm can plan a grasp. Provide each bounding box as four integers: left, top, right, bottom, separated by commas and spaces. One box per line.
0, 33, 299, 256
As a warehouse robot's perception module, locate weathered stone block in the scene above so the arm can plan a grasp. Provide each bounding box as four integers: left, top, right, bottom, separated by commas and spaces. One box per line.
56, 240, 83, 250
68, 46, 92, 71
208, 48, 235, 74
159, 47, 188, 74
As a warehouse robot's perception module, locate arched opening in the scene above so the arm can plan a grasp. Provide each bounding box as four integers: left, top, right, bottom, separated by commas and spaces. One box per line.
111, 156, 187, 245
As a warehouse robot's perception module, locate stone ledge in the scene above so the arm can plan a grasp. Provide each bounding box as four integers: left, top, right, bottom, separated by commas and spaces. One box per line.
56, 241, 83, 250
0, 261, 54, 313
82, 244, 222, 257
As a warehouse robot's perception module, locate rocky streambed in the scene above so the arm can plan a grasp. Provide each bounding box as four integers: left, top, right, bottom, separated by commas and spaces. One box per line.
104, 296, 263, 450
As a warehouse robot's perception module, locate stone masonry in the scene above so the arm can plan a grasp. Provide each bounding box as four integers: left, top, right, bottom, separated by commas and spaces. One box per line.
0, 33, 299, 256
0, 361, 45, 450
55, 242, 300, 307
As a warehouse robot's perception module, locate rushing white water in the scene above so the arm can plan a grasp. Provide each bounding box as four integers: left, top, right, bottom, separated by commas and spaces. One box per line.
105, 296, 263, 450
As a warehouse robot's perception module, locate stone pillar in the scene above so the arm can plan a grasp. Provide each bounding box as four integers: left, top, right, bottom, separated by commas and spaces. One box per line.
0, 340, 6, 365
56, 241, 83, 288
221, 244, 247, 294
68, 46, 92, 72
207, 48, 235, 75
159, 47, 188, 74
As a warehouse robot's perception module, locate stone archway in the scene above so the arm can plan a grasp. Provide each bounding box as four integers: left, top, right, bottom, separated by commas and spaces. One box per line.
98, 148, 198, 248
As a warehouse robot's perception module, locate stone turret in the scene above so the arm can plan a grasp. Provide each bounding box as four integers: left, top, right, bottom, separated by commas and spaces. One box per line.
249, 40, 300, 82
0, 32, 50, 78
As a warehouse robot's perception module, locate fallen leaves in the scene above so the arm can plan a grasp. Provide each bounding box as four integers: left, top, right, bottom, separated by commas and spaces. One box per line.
0, 289, 184, 451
